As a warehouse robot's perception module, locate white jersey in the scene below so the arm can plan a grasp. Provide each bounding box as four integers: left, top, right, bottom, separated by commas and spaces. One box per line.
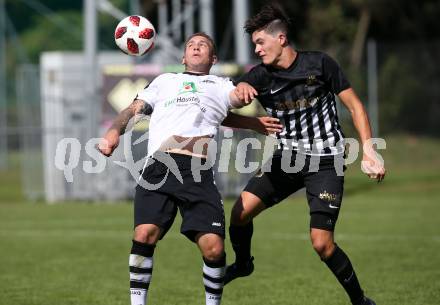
136, 72, 236, 156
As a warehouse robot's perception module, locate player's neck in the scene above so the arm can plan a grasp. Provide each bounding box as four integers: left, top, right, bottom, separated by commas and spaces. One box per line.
273, 48, 297, 69
184, 65, 211, 75
184, 70, 209, 76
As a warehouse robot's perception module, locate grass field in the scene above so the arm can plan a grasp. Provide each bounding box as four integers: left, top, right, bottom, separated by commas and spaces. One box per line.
1, 135, 439, 305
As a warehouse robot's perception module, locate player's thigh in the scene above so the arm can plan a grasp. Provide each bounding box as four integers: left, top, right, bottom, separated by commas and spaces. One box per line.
237, 165, 304, 222
134, 184, 178, 240
177, 177, 226, 242
304, 168, 344, 231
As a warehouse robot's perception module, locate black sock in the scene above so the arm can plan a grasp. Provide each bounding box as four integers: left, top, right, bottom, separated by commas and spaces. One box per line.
323, 245, 364, 305
229, 222, 253, 263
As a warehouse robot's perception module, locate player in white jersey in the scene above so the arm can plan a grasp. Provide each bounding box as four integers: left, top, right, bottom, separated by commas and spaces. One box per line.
98, 32, 281, 305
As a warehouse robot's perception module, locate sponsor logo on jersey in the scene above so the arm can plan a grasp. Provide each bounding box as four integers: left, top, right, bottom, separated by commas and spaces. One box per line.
178, 81, 198, 94
270, 83, 290, 94
164, 96, 201, 107
274, 97, 319, 111
319, 190, 338, 202
306, 75, 317, 86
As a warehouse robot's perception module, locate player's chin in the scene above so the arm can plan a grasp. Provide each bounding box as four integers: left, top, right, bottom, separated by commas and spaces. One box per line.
190, 62, 210, 71
261, 56, 273, 65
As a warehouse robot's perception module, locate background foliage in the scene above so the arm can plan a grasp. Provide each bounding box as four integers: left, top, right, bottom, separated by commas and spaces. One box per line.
4, 0, 440, 136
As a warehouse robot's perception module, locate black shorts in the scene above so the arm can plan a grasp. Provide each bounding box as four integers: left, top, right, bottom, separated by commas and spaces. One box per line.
134, 152, 225, 242
244, 151, 345, 231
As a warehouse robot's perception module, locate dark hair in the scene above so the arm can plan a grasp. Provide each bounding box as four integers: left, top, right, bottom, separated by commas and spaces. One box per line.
244, 3, 291, 38
185, 32, 217, 56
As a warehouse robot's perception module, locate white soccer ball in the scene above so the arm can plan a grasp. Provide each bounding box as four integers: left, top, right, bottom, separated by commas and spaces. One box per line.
114, 15, 156, 56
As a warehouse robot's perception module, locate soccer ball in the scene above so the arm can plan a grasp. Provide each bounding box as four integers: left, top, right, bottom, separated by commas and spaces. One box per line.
114, 15, 156, 56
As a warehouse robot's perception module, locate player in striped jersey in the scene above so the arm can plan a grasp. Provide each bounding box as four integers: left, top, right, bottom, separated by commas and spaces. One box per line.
222, 4, 385, 305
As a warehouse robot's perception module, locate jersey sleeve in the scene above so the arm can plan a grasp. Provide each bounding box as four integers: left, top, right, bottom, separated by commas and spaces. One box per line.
220, 77, 239, 109
135, 75, 162, 108
322, 53, 351, 94
234, 65, 265, 89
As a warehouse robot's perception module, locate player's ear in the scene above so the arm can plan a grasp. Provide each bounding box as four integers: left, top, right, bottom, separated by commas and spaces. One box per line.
211, 54, 218, 65
279, 33, 288, 47
182, 55, 186, 65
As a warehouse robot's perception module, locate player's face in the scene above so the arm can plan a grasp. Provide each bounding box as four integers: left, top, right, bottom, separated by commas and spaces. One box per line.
183, 36, 217, 72
252, 30, 283, 66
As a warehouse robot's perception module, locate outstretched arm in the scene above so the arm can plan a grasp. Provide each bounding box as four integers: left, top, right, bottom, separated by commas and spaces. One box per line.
228, 82, 258, 108
338, 88, 386, 181
222, 112, 283, 136
225, 82, 282, 135
98, 99, 152, 156
234, 82, 258, 104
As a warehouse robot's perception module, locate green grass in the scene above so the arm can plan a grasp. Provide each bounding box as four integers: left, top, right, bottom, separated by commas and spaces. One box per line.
0, 153, 25, 203
1, 135, 440, 305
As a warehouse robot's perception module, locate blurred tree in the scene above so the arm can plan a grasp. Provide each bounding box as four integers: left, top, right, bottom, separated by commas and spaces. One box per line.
378, 42, 440, 136
18, 11, 83, 62
2, 0, 440, 136
5, 0, 132, 62
139, 0, 156, 18
98, 0, 128, 50
5, 0, 82, 32
301, 0, 357, 50
367, 0, 440, 41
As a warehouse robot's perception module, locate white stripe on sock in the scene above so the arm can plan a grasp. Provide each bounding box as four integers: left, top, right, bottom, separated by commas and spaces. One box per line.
130, 273, 152, 283
203, 264, 225, 278
203, 278, 223, 290
129, 254, 153, 268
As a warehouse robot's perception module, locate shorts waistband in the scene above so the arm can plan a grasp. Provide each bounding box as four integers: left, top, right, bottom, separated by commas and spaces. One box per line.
150, 151, 209, 167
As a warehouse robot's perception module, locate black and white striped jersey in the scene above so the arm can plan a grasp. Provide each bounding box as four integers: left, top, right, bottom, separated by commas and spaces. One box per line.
239, 51, 350, 156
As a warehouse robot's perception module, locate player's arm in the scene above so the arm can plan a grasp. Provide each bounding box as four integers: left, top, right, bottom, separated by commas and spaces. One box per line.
222, 111, 282, 135
234, 82, 258, 104
338, 88, 386, 181
98, 99, 152, 156
228, 78, 260, 107
233, 65, 264, 103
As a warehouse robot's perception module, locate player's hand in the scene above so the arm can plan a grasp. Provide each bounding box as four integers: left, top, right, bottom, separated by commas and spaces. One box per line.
235, 82, 258, 104
361, 153, 386, 182
97, 129, 120, 157
252, 116, 283, 135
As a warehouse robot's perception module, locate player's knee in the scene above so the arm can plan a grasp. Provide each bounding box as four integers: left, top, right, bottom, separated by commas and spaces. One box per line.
311, 238, 335, 259
230, 206, 249, 225
231, 192, 265, 226
133, 224, 161, 244
230, 199, 253, 226
202, 242, 225, 261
